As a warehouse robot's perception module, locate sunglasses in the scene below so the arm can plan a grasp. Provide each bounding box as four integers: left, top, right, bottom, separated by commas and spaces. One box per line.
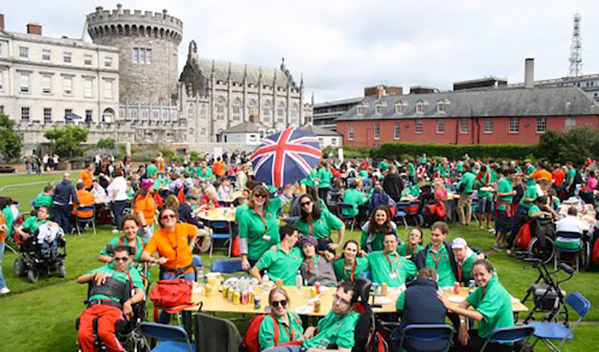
161, 214, 177, 220
254, 194, 267, 199
300, 201, 312, 207
113, 257, 129, 263
271, 299, 288, 308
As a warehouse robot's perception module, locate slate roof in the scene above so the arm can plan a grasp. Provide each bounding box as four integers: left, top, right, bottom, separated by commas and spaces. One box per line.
221, 122, 269, 134
197, 59, 293, 87
299, 124, 341, 136
337, 87, 599, 121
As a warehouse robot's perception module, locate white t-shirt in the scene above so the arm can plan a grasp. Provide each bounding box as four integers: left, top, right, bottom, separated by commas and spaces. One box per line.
556, 215, 584, 235
106, 176, 128, 201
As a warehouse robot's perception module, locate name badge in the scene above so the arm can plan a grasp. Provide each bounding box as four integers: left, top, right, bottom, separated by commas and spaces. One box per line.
389, 272, 398, 279
262, 235, 271, 242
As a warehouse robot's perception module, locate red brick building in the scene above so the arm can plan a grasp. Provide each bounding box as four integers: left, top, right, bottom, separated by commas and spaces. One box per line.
336, 87, 599, 147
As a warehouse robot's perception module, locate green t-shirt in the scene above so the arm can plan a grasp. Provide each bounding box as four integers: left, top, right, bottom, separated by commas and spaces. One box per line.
379, 161, 390, 172
303, 310, 360, 350
457, 161, 464, 173
407, 163, 416, 177
3, 208, 14, 235
238, 198, 282, 260
255, 244, 303, 285
153, 178, 165, 190
199, 167, 213, 179
34, 193, 53, 208
566, 168, 576, 185
519, 186, 538, 209
476, 172, 492, 199
367, 251, 417, 287
425, 245, 456, 287
100, 236, 146, 263
466, 275, 514, 339
318, 167, 333, 189
259, 312, 304, 349
342, 189, 365, 216
235, 203, 249, 224
459, 172, 475, 194
360, 230, 388, 253
437, 164, 450, 177
300, 170, 317, 187
397, 243, 423, 257
458, 252, 477, 282
295, 209, 344, 240
496, 178, 513, 211
146, 164, 158, 177
86, 264, 144, 302
419, 156, 427, 164
528, 204, 544, 218
359, 170, 369, 178
333, 257, 369, 282
21, 216, 47, 234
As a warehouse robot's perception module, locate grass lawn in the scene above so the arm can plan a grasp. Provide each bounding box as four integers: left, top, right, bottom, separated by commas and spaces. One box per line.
0, 173, 64, 206
0, 223, 597, 351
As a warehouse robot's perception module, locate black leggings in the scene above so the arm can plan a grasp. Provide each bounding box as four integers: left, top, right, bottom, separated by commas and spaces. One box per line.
451, 329, 511, 352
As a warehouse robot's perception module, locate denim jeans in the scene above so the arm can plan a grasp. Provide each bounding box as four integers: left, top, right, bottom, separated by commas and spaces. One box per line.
112, 200, 128, 229
0, 242, 6, 289
53, 203, 72, 234
41, 239, 58, 257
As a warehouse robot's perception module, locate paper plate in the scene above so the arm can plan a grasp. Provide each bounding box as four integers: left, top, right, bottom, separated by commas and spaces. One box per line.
373, 296, 393, 305
448, 296, 466, 303
295, 305, 313, 314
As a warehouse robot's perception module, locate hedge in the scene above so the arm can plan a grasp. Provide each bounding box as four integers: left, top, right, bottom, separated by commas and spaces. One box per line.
372, 142, 540, 161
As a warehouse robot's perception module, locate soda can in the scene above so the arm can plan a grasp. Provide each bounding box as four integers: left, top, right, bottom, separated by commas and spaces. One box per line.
222, 285, 229, 298
254, 297, 261, 310
205, 284, 212, 297
315, 282, 321, 294
249, 290, 255, 302
381, 282, 388, 295
233, 290, 241, 305
310, 287, 317, 299
453, 282, 460, 295
276, 279, 283, 287
314, 298, 321, 313
228, 287, 235, 301
241, 290, 249, 305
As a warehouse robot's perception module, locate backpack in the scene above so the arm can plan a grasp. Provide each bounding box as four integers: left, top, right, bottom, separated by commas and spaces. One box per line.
353, 302, 389, 352
516, 222, 533, 251
592, 238, 599, 264
149, 279, 194, 322
241, 313, 302, 352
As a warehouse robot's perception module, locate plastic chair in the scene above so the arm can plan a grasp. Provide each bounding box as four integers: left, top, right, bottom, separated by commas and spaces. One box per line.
554, 231, 582, 272
360, 270, 373, 281
208, 220, 232, 257
139, 322, 195, 352
75, 205, 96, 235
395, 201, 410, 229
530, 292, 591, 351
481, 325, 535, 352
337, 203, 357, 231
397, 324, 454, 352
210, 260, 243, 273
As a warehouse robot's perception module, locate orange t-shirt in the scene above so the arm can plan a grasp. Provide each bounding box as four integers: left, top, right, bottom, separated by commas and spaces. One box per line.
79, 169, 93, 189
73, 190, 95, 217
0, 212, 5, 243
145, 223, 197, 272
530, 169, 552, 183
133, 195, 156, 225
158, 158, 165, 173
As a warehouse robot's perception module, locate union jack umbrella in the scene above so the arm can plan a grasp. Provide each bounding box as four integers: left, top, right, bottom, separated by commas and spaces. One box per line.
250, 127, 322, 189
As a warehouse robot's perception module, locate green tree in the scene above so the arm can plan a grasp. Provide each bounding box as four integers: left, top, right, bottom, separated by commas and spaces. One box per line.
44, 126, 89, 159
537, 126, 599, 166
0, 114, 23, 159
96, 138, 115, 149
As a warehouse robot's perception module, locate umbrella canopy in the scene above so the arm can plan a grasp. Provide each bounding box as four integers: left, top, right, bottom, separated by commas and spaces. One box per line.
64, 112, 83, 121
250, 127, 322, 189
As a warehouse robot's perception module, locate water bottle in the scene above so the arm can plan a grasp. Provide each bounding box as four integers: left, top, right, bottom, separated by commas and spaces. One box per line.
262, 270, 270, 291
198, 267, 205, 285
295, 270, 303, 292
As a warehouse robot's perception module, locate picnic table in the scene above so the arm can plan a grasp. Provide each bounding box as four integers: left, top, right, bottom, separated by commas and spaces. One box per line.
197, 207, 236, 222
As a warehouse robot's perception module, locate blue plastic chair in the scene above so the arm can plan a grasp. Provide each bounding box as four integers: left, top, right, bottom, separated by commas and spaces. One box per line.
395, 201, 410, 229
75, 205, 96, 235
397, 324, 454, 352
210, 260, 243, 274
360, 270, 373, 281
530, 292, 591, 351
208, 220, 233, 257
481, 325, 535, 352
337, 203, 357, 231
140, 322, 195, 352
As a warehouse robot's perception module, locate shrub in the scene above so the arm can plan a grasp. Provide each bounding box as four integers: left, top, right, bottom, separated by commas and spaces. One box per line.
373, 142, 538, 161
96, 138, 115, 149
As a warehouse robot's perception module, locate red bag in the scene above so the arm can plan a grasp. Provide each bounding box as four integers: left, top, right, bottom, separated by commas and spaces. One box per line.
436, 200, 446, 219
592, 238, 599, 264
515, 222, 532, 251
153, 192, 163, 209
241, 314, 302, 352
149, 279, 194, 321
231, 234, 240, 257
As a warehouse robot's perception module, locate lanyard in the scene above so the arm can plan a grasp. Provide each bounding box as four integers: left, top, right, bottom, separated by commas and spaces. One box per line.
457, 263, 463, 282
281, 322, 294, 341
307, 256, 318, 279
407, 244, 417, 257
384, 251, 400, 271
256, 210, 268, 234
308, 220, 313, 237
429, 250, 442, 269
344, 259, 357, 281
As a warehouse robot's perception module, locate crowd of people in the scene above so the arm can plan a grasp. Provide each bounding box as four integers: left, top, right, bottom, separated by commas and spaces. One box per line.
0, 151, 596, 352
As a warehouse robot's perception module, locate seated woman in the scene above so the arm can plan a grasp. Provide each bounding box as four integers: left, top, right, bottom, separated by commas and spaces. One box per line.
397, 228, 424, 258
98, 215, 146, 266
360, 205, 397, 253
438, 260, 514, 352
295, 194, 345, 253
333, 240, 369, 282
299, 236, 337, 287
259, 287, 304, 350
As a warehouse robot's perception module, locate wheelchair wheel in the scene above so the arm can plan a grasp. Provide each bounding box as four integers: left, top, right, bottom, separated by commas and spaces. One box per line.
27, 268, 40, 283
528, 237, 554, 264
582, 241, 592, 270
14, 257, 25, 278
58, 261, 67, 278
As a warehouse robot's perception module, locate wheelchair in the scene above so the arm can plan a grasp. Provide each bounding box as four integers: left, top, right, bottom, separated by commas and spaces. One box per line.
515, 217, 556, 265
13, 230, 67, 283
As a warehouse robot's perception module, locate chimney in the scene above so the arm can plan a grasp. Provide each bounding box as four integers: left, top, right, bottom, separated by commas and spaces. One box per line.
27, 23, 42, 35
376, 85, 385, 99
524, 58, 534, 88
0, 13, 4, 30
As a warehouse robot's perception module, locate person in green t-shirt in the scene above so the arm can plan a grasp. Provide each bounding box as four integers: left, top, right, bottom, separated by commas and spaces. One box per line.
341, 181, 366, 221
300, 169, 318, 188
317, 161, 333, 203
98, 215, 147, 265
15, 206, 52, 240
528, 196, 558, 220
438, 260, 514, 351
495, 168, 517, 250
33, 185, 54, 209
419, 153, 427, 165
250, 224, 303, 285
258, 287, 305, 350
146, 161, 158, 178
333, 240, 369, 282
367, 233, 417, 287
457, 164, 475, 226
360, 205, 397, 253
397, 228, 424, 258
451, 237, 478, 284
475, 165, 494, 230
295, 194, 345, 253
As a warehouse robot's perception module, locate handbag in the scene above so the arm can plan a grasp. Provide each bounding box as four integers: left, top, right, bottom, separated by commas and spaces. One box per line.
150, 278, 194, 321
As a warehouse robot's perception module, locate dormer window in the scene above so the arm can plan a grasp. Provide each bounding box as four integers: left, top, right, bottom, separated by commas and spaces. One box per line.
436, 99, 449, 113
415, 101, 426, 113
375, 104, 383, 115
357, 106, 366, 116
395, 101, 406, 114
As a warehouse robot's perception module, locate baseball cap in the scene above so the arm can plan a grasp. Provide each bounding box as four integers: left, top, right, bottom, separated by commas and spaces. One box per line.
452, 237, 468, 249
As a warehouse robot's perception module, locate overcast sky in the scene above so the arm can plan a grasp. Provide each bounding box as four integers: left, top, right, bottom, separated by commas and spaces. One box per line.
2, 0, 599, 102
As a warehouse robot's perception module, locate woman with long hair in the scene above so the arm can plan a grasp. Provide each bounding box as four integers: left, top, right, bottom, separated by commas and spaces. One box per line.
98, 215, 146, 265
295, 194, 345, 253
258, 287, 304, 350
360, 205, 396, 253
133, 179, 156, 242
333, 240, 368, 282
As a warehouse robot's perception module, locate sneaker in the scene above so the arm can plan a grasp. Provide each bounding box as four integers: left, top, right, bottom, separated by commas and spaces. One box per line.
0, 287, 10, 294
488, 228, 496, 233
112, 229, 120, 233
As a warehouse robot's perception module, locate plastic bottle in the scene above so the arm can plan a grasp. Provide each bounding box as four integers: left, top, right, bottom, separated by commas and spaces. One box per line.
198, 267, 205, 286
295, 270, 303, 292
262, 270, 270, 291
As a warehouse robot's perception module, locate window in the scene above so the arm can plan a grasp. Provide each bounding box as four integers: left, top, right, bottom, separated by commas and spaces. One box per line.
348, 124, 355, 140
63, 52, 72, 63
395, 102, 405, 114
85, 110, 92, 123
42, 74, 52, 94
63, 77, 73, 95
19, 47, 29, 58
374, 123, 381, 139
233, 98, 242, 121
84, 54, 93, 66
436, 119, 445, 134
290, 103, 299, 124
0, 71, 3, 92
42, 49, 51, 61
21, 107, 30, 121
394, 123, 400, 140
133, 48, 152, 64
262, 100, 272, 123
0, 106, 3, 114
19, 72, 30, 93
357, 106, 366, 115
216, 96, 226, 120
536, 117, 547, 133
133, 48, 139, 63
200, 104, 207, 119
483, 118, 494, 133
44, 108, 52, 123
415, 119, 423, 134
102, 108, 114, 123
459, 118, 469, 134
565, 117, 577, 130
437, 100, 448, 113
201, 128, 206, 136
104, 57, 113, 67
375, 104, 383, 115
188, 104, 194, 119
416, 102, 425, 113
277, 102, 286, 122
247, 99, 257, 120
83, 78, 94, 98
509, 118, 520, 133
104, 80, 113, 99
0, 42, 3, 56
146, 49, 152, 64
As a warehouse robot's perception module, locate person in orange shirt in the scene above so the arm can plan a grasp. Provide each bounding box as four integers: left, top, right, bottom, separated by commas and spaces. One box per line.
212, 157, 226, 178
157, 153, 165, 175
133, 179, 157, 242
79, 163, 94, 190
73, 183, 95, 218
529, 162, 552, 183
140, 207, 197, 323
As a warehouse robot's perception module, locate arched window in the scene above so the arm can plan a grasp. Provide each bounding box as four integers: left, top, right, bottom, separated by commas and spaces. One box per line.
277, 102, 286, 122
232, 98, 242, 121
188, 103, 194, 119
166, 132, 174, 143
247, 99, 257, 121
102, 108, 115, 123
200, 104, 207, 120
216, 96, 226, 120
262, 100, 272, 123
290, 103, 299, 124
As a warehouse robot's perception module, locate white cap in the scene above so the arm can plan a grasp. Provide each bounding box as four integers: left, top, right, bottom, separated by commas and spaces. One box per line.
452, 237, 467, 249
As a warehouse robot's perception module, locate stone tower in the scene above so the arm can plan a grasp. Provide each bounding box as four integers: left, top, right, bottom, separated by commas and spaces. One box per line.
86, 4, 183, 105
